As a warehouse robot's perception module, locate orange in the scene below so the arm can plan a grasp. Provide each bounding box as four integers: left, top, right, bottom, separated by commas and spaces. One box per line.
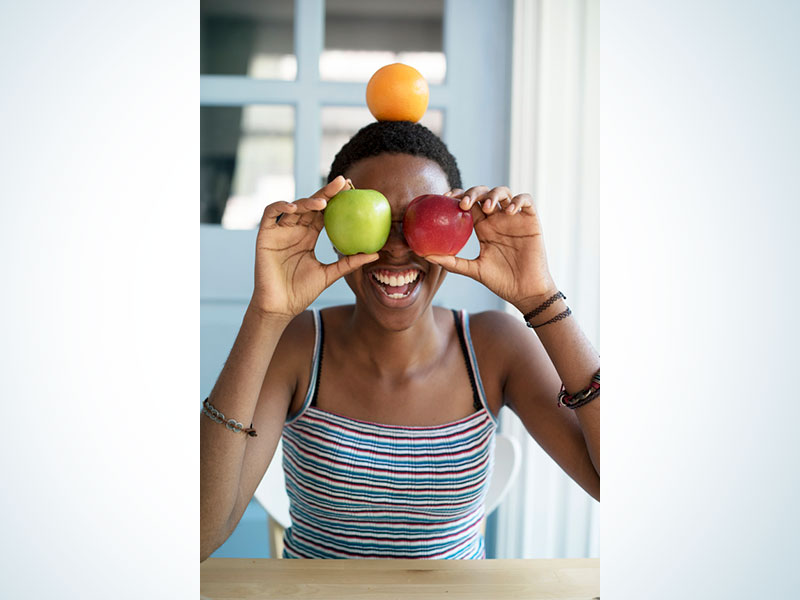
366, 63, 429, 123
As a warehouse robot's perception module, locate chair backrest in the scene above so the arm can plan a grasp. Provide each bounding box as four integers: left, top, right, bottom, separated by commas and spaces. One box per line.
254, 431, 521, 527
484, 432, 522, 515
253, 438, 291, 529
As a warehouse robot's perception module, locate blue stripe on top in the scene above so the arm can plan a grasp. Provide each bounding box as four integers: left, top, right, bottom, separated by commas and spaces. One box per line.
281, 309, 497, 559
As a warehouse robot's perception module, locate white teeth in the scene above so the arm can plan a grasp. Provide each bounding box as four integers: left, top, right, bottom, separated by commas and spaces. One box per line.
370, 269, 422, 299
372, 270, 420, 286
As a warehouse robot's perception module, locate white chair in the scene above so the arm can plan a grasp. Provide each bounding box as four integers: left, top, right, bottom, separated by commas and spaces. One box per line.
253, 439, 291, 558
484, 432, 522, 515
253, 432, 521, 558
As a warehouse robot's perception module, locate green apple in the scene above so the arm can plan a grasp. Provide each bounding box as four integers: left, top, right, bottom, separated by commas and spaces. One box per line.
324, 188, 391, 255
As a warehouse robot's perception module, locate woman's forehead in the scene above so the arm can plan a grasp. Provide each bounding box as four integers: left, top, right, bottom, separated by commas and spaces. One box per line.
344, 154, 450, 207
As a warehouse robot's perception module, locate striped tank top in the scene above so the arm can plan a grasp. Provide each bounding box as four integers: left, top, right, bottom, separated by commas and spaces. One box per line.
281, 309, 497, 559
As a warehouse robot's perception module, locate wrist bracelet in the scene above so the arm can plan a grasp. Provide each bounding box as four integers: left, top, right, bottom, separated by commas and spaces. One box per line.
558, 370, 600, 409
202, 398, 258, 437
523, 291, 566, 326
532, 307, 572, 329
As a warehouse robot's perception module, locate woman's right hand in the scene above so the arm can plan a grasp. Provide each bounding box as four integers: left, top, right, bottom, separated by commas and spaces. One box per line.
251, 176, 379, 319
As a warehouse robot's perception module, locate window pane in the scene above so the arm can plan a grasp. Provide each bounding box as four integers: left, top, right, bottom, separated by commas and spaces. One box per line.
321, 0, 446, 83
320, 106, 444, 185
201, 0, 297, 80
201, 105, 295, 230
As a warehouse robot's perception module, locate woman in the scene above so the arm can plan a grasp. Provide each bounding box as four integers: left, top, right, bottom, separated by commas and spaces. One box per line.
200, 121, 599, 560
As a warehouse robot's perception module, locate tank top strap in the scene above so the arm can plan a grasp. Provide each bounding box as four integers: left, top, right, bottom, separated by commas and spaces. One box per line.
285, 308, 322, 425
452, 309, 496, 425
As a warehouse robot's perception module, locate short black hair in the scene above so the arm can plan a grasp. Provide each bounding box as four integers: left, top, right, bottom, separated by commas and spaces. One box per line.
327, 121, 462, 189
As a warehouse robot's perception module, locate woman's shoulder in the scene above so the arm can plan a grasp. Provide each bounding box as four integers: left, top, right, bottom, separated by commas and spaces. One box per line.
276, 305, 354, 367
279, 309, 315, 345
270, 310, 316, 374
465, 309, 544, 377
466, 309, 529, 344
277, 308, 331, 417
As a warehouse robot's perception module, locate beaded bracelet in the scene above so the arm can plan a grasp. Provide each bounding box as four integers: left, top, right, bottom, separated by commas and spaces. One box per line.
202, 398, 258, 437
557, 370, 600, 409
523, 291, 566, 327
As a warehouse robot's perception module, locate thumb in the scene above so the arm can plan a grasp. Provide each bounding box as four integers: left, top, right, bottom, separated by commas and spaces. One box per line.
324, 252, 379, 285
425, 254, 480, 281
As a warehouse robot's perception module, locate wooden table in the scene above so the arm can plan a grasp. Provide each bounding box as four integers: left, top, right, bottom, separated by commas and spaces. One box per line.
200, 558, 600, 599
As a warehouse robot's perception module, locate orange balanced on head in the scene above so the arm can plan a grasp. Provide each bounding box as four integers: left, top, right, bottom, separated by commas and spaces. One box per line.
366, 63, 429, 123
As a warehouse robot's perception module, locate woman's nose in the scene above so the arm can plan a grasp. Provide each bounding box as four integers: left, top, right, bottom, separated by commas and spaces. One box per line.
380, 220, 410, 253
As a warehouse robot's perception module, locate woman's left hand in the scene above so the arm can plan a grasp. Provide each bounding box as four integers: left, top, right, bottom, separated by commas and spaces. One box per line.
424, 186, 557, 311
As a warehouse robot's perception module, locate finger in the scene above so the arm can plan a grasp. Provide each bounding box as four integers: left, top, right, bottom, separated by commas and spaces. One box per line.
277, 199, 321, 226
460, 185, 491, 210
277, 211, 302, 226
465, 188, 502, 214
487, 186, 513, 208
480, 195, 499, 214
324, 252, 380, 285
261, 201, 297, 228
469, 201, 488, 225
482, 186, 513, 213
273, 193, 333, 228
444, 188, 464, 198
309, 175, 349, 201
509, 193, 534, 215
293, 196, 328, 211
296, 209, 324, 229
424, 254, 481, 282
287, 196, 328, 223
279, 196, 327, 227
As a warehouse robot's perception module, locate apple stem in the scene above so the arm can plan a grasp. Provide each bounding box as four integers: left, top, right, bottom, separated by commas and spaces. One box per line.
345, 178, 355, 190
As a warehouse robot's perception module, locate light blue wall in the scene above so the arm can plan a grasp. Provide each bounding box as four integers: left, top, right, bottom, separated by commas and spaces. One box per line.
212, 500, 271, 558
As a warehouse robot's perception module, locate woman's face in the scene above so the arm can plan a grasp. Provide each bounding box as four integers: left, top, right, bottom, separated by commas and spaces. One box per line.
341, 153, 452, 330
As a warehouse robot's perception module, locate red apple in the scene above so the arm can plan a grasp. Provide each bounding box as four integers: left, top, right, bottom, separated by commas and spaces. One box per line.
402, 194, 473, 256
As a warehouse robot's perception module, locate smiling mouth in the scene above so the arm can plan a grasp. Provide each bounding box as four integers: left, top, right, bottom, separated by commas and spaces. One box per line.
369, 268, 424, 299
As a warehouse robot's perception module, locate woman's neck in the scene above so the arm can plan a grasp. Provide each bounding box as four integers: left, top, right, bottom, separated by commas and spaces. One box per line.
341, 304, 448, 381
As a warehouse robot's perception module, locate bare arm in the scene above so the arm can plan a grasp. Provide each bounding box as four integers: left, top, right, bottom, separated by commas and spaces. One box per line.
427, 186, 599, 499
475, 311, 599, 501
517, 292, 600, 478
200, 307, 293, 561
496, 309, 599, 500
200, 177, 378, 561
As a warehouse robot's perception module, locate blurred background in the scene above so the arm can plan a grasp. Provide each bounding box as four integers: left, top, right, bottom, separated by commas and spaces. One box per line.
201, 0, 598, 560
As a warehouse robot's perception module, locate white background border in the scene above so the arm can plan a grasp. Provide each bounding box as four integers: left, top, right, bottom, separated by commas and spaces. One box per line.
1, 1, 799, 598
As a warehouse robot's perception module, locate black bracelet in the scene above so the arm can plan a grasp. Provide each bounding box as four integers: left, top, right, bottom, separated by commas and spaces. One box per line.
523, 291, 566, 327
530, 307, 572, 329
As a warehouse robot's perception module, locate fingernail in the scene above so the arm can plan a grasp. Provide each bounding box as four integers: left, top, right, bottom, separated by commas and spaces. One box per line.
508, 203, 515, 212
